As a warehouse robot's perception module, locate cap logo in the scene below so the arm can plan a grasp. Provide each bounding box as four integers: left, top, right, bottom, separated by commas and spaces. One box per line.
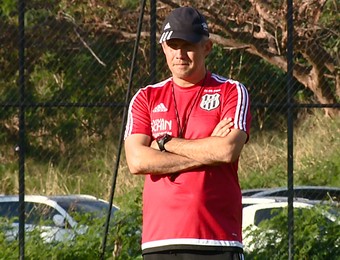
159, 31, 173, 43
164, 22, 171, 30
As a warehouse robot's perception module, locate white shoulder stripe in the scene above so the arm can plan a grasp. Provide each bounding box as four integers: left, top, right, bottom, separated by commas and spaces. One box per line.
211, 73, 249, 131
124, 91, 139, 139
234, 82, 249, 131
211, 73, 227, 83
142, 77, 172, 90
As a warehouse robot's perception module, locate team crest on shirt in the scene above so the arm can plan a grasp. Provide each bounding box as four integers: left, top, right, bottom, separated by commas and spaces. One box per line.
200, 93, 220, 111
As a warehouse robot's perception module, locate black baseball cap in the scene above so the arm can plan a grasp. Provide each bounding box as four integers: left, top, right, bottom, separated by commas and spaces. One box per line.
159, 7, 209, 44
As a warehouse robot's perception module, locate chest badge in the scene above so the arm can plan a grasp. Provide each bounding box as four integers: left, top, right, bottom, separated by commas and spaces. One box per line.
200, 93, 220, 111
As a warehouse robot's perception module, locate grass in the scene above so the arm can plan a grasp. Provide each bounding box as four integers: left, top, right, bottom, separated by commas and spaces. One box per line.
0, 110, 339, 205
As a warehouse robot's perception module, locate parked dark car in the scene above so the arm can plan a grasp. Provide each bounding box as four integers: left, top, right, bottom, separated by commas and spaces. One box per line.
247, 186, 340, 201
242, 188, 269, 197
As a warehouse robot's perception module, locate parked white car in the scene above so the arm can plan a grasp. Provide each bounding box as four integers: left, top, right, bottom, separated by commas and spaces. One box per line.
242, 197, 338, 252
0, 194, 119, 243
242, 196, 278, 208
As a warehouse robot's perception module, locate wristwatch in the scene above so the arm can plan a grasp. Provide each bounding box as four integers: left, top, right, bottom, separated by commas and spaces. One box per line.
156, 134, 172, 152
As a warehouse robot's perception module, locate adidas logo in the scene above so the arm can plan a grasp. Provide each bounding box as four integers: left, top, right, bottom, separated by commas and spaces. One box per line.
164, 22, 171, 30
159, 31, 173, 43
159, 22, 173, 43
152, 103, 168, 113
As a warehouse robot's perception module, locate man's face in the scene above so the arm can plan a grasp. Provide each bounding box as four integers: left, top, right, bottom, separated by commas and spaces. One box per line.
161, 38, 212, 84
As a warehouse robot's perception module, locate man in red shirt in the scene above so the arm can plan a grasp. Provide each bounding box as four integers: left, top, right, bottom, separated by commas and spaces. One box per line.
124, 6, 251, 260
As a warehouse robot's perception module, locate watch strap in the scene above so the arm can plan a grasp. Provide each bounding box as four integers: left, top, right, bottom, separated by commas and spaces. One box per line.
156, 134, 172, 152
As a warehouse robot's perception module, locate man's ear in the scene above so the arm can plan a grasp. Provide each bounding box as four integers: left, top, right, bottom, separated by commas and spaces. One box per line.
204, 40, 213, 57
161, 42, 166, 54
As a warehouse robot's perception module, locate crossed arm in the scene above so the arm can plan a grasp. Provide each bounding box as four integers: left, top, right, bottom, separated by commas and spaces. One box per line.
124, 118, 247, 175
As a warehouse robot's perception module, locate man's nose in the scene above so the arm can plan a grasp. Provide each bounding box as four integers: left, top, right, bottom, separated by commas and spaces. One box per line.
174, 48, 185, 58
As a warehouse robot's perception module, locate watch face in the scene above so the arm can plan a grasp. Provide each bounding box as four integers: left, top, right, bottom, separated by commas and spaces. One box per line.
157, 134, 170, 140
164, 134, 172, 141
157, 134, 166, 141
156, 134, 172, 152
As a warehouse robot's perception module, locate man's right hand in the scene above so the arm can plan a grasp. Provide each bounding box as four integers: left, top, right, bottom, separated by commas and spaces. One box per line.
211, 118, 233, 137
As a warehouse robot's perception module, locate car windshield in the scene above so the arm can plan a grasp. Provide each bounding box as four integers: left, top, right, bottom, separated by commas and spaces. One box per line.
252, 187, 340, 201
50, 197, 118, 219
0, 201, 60, 225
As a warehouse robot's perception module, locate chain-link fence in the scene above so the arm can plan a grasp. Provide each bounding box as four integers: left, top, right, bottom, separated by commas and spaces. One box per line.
1, 0, 339, 259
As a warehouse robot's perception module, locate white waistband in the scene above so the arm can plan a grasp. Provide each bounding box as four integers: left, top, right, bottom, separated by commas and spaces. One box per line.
142, 238, 243, 250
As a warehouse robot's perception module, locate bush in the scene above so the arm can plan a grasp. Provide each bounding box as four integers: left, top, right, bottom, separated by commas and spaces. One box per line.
245, 203, 340, 259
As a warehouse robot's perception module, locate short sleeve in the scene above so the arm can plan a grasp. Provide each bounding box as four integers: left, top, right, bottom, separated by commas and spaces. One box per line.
124, 89, 152, 139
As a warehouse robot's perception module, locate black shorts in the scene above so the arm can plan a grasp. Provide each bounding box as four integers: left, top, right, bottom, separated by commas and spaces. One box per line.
143, 250, 245, 260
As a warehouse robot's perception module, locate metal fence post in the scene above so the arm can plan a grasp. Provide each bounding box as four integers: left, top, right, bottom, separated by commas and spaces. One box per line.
18, 0, 26, 259
100, 0, 148, 259
150, 0, 157, 84
286, 0, 294, 258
